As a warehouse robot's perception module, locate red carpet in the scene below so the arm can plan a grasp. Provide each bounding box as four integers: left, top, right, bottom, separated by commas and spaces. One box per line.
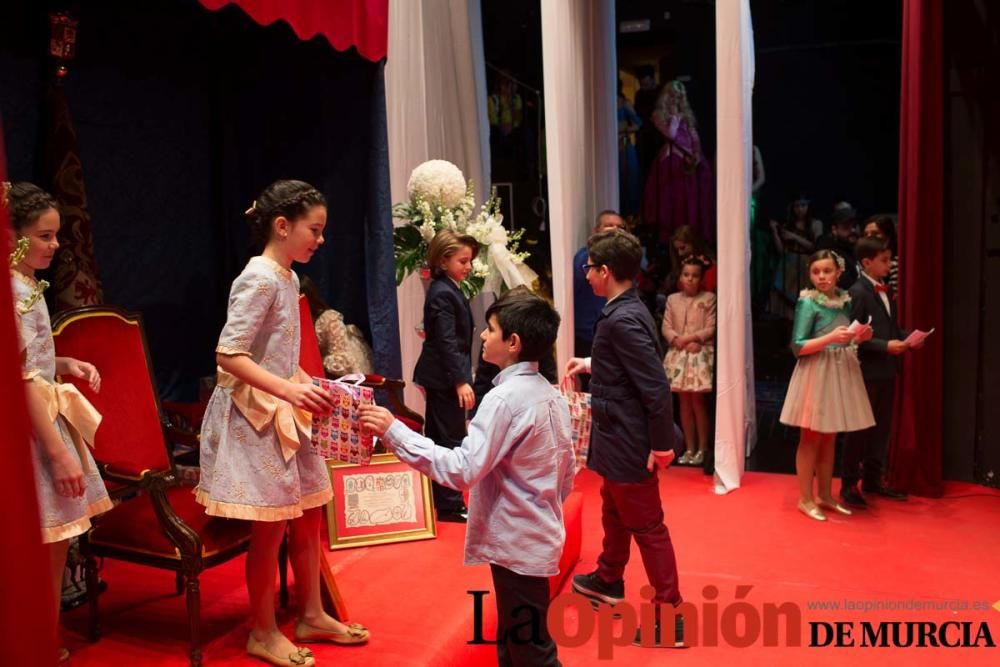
65, 468, 1000, 666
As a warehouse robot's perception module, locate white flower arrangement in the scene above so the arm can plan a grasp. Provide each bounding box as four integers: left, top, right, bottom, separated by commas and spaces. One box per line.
393, 159, 536, 298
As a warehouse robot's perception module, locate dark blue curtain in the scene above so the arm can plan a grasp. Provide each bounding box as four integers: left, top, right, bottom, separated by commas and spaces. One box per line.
0, 0, 400, 398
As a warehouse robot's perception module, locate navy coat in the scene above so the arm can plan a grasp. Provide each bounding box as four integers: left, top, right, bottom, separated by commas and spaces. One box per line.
588, 288, 676, 482
414, 276, 474, 390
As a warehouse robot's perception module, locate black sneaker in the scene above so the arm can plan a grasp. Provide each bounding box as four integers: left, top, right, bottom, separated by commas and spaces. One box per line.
571, 571, 624, 606
633, 612, 686, 648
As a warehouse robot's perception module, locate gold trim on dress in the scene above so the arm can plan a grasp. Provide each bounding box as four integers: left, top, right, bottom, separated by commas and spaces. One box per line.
41, 496, 114, 544
215, 345, 251, 357
253, 255, 293, 280
193, 486, 333, 522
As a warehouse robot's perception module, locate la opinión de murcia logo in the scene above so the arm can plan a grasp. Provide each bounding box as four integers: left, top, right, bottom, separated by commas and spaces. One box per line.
467, 586, 997, 659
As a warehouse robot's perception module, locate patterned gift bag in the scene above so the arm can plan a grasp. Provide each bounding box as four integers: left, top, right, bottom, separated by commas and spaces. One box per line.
310, 374, 375, 465
560, 375, 591, 472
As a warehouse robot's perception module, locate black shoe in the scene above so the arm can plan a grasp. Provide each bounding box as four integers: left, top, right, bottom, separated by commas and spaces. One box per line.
862, 484, 908, 500
572, 571, 625, 606
840, 486, 868, 508
633, 612, 686, 648
437, 509, 468, 523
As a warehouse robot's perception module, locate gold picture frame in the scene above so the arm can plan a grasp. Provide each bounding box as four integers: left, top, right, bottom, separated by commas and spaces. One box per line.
325, 452, 437, 550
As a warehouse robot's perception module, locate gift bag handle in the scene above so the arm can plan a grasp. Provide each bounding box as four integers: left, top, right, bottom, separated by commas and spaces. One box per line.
333, 373, 366, 386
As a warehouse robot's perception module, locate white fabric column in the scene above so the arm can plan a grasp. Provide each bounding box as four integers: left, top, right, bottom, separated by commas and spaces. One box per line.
713, 0, 755, 493
386, 0, 490, 413
541, 0, 618, 373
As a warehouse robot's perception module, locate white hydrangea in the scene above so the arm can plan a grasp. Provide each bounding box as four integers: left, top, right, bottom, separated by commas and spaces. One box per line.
407, 160, 467, 209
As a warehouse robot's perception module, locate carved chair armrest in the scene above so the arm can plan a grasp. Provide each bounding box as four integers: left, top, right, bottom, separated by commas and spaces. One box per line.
146, 475, 203, 558
361, 375, 424, 430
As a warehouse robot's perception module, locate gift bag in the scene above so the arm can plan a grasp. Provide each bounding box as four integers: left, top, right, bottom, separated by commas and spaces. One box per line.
560, 375, 591, 472
310, 374, 375, 465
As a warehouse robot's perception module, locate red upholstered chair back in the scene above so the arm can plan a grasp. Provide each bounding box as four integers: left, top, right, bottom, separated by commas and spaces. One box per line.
51, 307, 171, 475
298, 295, 324, 379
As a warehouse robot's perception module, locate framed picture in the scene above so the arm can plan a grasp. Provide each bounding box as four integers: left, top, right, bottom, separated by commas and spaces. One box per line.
325, 452, 437, 550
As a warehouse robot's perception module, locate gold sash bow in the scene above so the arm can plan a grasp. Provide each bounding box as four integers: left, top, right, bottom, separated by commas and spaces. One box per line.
28, 375, 102, 474
217, 368, 312, 462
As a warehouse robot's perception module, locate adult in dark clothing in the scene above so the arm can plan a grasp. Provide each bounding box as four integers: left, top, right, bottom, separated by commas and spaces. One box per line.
816, 205, 859, 289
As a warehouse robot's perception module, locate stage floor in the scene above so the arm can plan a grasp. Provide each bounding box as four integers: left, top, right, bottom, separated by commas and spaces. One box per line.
65, 467, 1000, 666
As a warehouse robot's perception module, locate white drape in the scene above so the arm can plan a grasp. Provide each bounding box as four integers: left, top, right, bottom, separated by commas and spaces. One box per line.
540, 0, 619, 373
386, 0, 490, 413
713, 0, 755, 493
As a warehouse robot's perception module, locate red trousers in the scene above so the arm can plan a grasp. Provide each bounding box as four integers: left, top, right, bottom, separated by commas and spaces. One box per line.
596, 475, 682, 605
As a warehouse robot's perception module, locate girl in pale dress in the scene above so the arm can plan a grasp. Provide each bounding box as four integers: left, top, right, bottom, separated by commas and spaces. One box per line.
779, 250, 875, 522
6, 182, 112, 662
661, 257, 716, 465
195, 180, 368, 667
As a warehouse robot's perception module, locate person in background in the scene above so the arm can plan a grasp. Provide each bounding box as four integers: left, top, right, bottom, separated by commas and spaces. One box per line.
573, 210, 627, 359
816, 203, 859, 290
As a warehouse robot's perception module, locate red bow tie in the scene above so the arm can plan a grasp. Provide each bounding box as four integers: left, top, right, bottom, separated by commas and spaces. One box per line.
874, 283, 889, 295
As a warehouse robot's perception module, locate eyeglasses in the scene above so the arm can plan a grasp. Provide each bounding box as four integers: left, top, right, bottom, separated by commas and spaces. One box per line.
581, 263, 600, 273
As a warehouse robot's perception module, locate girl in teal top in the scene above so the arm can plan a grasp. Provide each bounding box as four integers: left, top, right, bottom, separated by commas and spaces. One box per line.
780, 250, 875, 522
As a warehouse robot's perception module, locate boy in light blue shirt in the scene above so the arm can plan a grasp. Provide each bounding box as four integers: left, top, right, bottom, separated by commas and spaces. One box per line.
360, 287, 574, 666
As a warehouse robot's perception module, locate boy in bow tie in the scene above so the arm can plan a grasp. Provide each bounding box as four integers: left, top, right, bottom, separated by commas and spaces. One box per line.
841, 235, 923, 507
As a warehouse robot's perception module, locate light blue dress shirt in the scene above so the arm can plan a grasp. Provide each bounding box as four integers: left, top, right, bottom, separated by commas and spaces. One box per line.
383, 361, 576, 577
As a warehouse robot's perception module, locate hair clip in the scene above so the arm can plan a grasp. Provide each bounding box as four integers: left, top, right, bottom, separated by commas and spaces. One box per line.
244, 200, 257, 216
830, 251, 846, 271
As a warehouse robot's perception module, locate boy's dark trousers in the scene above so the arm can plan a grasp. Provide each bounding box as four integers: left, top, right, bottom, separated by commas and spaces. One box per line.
423, 387, 466, 513
842, 376, 896, 489
596, 476, 681, 605
490, 564, 560, 667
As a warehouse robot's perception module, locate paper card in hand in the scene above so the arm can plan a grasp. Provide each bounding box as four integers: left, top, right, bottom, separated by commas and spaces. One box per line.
310, 375, 375, 465
903, 327, 935, 347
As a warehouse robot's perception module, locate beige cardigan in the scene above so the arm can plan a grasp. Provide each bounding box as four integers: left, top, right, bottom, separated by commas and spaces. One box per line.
661, 291, 717, 345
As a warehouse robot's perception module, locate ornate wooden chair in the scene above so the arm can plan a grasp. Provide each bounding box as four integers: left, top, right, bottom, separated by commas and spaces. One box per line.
51, 306, 268, 667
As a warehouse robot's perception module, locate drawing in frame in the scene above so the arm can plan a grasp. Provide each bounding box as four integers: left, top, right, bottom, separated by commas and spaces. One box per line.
325, 452, 437, 550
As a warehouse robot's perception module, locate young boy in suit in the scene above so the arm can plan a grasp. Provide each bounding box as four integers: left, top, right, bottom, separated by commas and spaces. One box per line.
841, 235, 922, 507
565, 228, 684, 648
360, 289, 574, 667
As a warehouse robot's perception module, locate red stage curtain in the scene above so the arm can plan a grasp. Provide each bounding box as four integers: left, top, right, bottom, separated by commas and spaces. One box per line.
0, 120, 60, 663
889, 0, 944, 496
199, 0, 388, 62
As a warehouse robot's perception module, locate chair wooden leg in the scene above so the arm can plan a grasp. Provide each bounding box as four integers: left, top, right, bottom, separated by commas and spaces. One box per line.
81, 534, 101, 642
185, 572, 202, 667
175, 571, 184, 595
278, 532, 289, 609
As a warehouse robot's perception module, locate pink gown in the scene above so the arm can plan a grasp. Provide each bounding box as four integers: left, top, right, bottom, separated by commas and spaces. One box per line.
642, 114, 715, 243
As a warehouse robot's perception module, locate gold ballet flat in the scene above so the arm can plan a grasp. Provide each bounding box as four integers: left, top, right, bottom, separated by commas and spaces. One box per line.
246, 635, 315, 667
295, 618, 370, 645
818, 499, 853, 516
797, 501, 827, 522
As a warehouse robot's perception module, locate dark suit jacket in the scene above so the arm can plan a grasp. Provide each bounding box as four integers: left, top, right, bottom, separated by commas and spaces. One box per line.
849, 275, 909, 381
413, 277, 474, 390
588, 288, 675, 483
